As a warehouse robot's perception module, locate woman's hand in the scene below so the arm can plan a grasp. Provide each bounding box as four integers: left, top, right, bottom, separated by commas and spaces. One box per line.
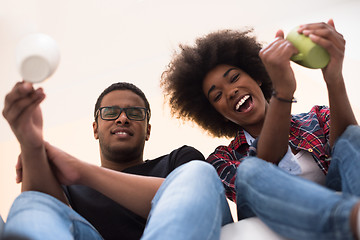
298, 19, 345, 86
259, 30, 297, 99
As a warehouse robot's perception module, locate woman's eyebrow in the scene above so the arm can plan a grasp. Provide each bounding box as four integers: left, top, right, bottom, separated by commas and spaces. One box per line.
207, 67, 238, 98
207, 85, 216, 99
223, 67, 237, 77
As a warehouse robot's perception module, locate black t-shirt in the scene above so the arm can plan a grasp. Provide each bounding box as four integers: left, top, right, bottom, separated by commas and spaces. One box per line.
63, 145, 204, 240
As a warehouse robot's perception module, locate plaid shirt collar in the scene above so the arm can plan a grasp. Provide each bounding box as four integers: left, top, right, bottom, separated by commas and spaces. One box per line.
230, 129, 248, 150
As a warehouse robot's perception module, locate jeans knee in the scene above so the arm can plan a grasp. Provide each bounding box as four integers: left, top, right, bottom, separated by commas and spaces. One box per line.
236, 157, 263, 180
235, 157, 270, 193
344, 124, 360, 135
333, 125, 360, 156
153, 160, 223, 206
180, 160, 219, 182
339, 125, 360, 143
10, 191, 59, 214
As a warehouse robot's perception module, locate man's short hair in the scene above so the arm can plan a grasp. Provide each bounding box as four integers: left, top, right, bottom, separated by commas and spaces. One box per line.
94, 82, 151, 122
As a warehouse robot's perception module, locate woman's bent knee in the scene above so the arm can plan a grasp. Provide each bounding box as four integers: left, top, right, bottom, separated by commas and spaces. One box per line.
237, 157, 264, 179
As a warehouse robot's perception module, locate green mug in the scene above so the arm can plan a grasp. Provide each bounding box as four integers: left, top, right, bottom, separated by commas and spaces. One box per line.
286, 26, 330, 69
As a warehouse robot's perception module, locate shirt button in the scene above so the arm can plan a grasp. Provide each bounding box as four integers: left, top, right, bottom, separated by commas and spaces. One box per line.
308, 148, 313, 153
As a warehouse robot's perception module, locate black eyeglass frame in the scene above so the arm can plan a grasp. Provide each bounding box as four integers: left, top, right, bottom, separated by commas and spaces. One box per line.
96, 106, 150, 121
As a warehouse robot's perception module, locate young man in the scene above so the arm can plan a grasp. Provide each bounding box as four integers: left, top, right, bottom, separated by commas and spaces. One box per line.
3, 82, 232, 240
62, 82, 206, 239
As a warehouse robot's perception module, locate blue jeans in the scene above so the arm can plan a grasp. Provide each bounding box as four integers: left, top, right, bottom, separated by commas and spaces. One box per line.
142, 160, 233, 240
3, 161, 232, 240
3, 191, 103, 240
327, 125, 360, 195
235, 125, 360, 240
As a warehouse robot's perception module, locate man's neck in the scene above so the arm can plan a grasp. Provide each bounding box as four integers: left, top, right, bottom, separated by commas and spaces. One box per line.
100, 157, 144, 172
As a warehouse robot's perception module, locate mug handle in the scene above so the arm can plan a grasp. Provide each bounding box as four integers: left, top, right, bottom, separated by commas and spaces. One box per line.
291, 53, 303, 62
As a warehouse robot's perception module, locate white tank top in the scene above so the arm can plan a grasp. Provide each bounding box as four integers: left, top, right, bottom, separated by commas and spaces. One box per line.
295, 150, 326, 186
243, 130, 326, 185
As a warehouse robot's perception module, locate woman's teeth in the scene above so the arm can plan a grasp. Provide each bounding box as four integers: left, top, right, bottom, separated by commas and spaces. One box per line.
235, 95, 250, 111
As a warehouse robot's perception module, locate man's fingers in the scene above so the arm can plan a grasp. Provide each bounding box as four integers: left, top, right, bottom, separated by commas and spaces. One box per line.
3, 82, 33, 110
327, 19, 335, 29
3, 87, 45, 125
3, 82, 34, 119
275, 29, 284, 39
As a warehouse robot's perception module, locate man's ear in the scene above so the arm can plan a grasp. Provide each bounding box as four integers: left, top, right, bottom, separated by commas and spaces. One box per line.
93, 121, 99, 139
145, 123, 151, 141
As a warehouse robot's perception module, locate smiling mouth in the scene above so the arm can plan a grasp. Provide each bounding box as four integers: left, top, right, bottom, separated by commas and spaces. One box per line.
114, 132, 129, 136
235, 95, 253, 112
112, 129, 133, 136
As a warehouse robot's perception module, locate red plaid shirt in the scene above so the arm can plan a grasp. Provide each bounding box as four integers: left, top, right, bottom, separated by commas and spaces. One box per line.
206, 105, 332, 202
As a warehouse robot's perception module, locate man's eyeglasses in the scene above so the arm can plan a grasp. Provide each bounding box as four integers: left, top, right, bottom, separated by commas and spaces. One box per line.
96, 106, 149, 121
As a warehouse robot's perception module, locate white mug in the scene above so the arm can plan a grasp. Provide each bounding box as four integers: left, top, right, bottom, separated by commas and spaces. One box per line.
15, 33, 60, 83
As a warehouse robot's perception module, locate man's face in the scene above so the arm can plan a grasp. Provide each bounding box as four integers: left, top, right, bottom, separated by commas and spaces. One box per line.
93, 90, 151, 161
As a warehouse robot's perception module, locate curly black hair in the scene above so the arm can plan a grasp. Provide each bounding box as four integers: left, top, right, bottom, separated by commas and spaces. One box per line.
161, 29, 272, 138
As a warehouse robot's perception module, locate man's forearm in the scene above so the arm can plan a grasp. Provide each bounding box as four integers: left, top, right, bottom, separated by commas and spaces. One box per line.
20, 145, 68, 205
78, 162, 164, 218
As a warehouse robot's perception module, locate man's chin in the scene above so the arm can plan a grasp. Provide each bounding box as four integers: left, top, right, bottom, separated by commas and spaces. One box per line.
104, 145, 143, 161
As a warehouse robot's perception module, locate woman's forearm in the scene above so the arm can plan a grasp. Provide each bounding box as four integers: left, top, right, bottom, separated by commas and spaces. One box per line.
257, 97, 293, 164
327, 76, 357, 146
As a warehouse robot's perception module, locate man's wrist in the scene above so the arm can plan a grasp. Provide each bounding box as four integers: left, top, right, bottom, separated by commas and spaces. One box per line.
20, 144, 45, 156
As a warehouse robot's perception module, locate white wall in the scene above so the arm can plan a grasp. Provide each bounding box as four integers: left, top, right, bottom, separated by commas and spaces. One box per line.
1, 0, 360, 219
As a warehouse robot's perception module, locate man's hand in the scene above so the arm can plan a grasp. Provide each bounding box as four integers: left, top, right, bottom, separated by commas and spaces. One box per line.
15, 142, 86, 186
45, 142, 84, 186
2, 81, 45, 149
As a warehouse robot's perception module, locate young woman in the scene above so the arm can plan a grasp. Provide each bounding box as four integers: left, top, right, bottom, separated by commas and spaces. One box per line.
161, 19, 360, 240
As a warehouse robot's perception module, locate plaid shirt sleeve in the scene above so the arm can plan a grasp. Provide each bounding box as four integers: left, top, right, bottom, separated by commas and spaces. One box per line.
313, 105, 331, 140
206, 145, 245, 202
294, 105, 331, 155
312, 105, 332, 170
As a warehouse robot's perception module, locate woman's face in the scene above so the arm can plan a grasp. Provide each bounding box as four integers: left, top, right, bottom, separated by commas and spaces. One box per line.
202, 64, 268, 134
